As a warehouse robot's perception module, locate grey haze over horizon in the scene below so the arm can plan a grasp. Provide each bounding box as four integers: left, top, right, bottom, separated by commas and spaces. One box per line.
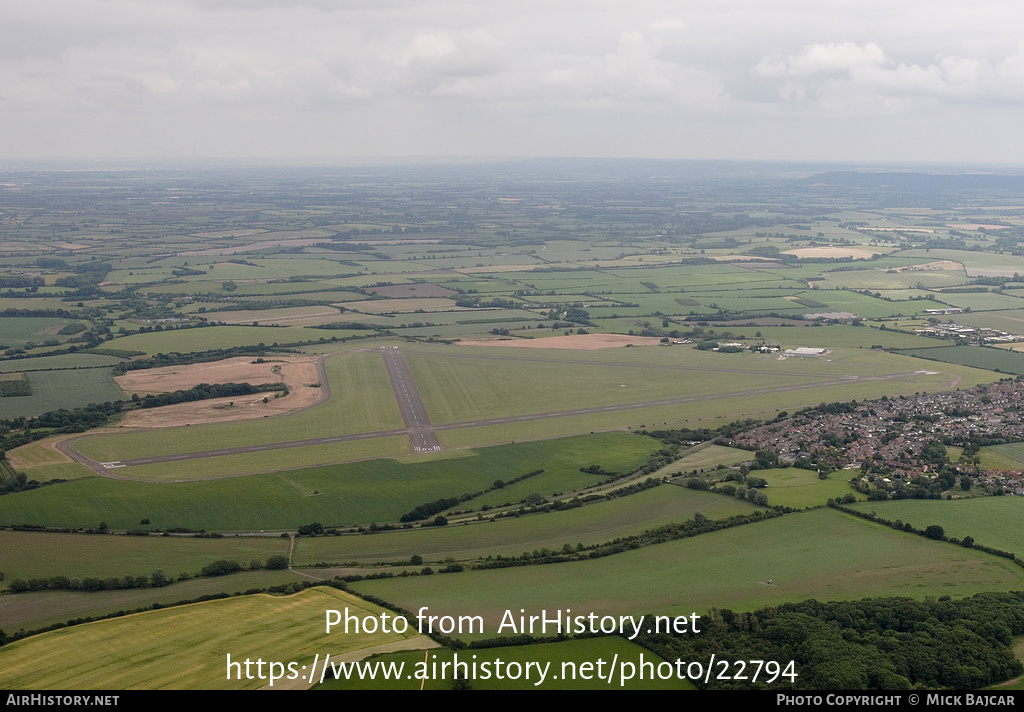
4, 0, 1024, 164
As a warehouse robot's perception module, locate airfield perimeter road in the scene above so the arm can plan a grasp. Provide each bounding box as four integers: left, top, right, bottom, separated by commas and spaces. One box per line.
59, 346, 958, 479
380, 345, 442, 452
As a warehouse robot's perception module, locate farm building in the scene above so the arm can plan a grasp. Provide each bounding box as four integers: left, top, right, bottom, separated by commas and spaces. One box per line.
784, 347, 828, 358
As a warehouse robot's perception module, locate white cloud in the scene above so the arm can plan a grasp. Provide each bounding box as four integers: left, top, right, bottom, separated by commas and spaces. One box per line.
3, 0, 1024, 160
649, 18, 685, 33
757, 42, 888, 77
755, 40, 1024, 109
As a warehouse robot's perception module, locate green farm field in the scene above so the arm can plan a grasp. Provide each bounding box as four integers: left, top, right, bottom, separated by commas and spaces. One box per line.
0, 530, 290, 588
434, 363, 991, 453
0, 569, 303, 634
0, 587, 432, 690
900, 249, 1024, 277
0, 297, 79, 311
979, 442, 1024, 471
292, 486, 758, 566
319, 637, 693, 690
10, 462, 95, 482
0, 353, 125, 372
895, 345, 1024, 375
408, 344, 983, 426
107, 436, 413, 482
0, 317, 84, 348
849, 497, 1024, 556
7, 436, 93, 471
396, 321, 544, 339
790, 289, 913, 319
109, 325, 324, 355
817, 269, 970, 291
0, 433, 659, 531
727, 323, 941, 350
651, 444, 754, 474
934, 292, 1024, 311
956, 309, 1024, 335
10, 164, 1024, 692
0, 369, 124, 419
753, 468, 863, 509
352, 508, 1024, 631
211, 306, 358, 327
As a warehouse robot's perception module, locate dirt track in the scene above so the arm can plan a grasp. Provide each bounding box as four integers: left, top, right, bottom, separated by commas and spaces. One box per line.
115, 355, 324, 428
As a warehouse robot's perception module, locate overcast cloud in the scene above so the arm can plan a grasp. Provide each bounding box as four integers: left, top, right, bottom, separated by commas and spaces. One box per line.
2, 0, 1023, 163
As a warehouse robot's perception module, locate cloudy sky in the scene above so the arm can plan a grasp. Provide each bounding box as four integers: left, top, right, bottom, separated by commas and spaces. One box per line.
3, 0, 1024, 163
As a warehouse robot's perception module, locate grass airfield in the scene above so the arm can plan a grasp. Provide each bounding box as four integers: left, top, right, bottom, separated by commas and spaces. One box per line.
5, 165, 1024, 690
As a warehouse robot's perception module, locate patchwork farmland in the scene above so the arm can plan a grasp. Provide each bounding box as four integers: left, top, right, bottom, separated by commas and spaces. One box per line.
4, 163, 1024, 690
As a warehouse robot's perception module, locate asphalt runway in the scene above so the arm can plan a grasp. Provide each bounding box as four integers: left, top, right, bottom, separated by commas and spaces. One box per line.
379, 345, 442, 452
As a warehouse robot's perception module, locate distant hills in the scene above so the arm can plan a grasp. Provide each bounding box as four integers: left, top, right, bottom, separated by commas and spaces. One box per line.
802, 171, 1024, 192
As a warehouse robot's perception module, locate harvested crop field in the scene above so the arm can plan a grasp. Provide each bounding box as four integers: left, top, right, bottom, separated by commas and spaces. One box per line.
114, 355, 324, 428
0, 586, 433, 690
456, 333, 665, 349
366, 283, 457, 298
345, 297, 461, 313
783, 247, 877, 259
209, 306, 344, 327
899, 260, 963, 271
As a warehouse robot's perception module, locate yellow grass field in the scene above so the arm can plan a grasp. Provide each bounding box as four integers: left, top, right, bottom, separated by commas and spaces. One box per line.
344, 297, 462, 313
208, 306, 346, 326
0, 587, 435, 690
783, 247, 878, 259
456, 333, 665, 349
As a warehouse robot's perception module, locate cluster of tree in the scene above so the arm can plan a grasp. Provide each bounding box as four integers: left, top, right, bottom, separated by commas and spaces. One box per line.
8, 571, 171, 593
112, 345, 290, 374
400, 497, 459, 523
0, 276, 45, 289
828, 502, 1017, 561
854, 464, 962, 501
0, 378, 32, 397
395, 470, 545, 522
636, 592, 1024, 689
132, 382, 286, 409
712, 482, 769, 507
54, 262, 112, 289
579, 464, 615, 475
0, 308, 86, 319
800, 401, 858, 417
0, 401, 124, 454
487, 477, 661, 521
641, 419, 762, 446
475, 509, 782, 571
204, 297, 349, 312
5, 553, 292, 595
311, 322, 381, 330
199, 560, 241, 576
55, 322, 87, 336
0, 579, 336, 648
0, 469, 51, 496
454, 295, 519, 309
